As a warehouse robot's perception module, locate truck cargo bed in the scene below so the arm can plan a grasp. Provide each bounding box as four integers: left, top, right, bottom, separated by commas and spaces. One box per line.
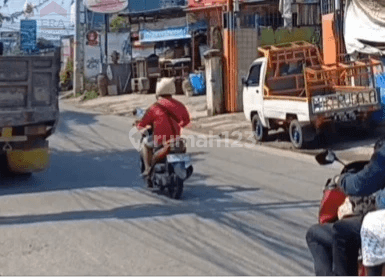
0, 49, 60, 128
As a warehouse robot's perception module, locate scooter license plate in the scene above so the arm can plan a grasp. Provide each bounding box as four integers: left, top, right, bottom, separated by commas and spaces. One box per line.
167, 154, 191, 164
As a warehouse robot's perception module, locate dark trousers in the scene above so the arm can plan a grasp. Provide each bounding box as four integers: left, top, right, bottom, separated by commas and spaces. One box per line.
306, 216, 363, 276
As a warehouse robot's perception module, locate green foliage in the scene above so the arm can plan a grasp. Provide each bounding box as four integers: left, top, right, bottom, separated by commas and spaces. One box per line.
37, 37, 55, 49
110, 16, 127, 32
83, 90, 99, 101
60, 59, 73, 85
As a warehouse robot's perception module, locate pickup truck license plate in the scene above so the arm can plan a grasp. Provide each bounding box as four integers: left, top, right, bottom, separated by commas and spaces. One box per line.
312, 89, 377, 114
333, 111, 357, 122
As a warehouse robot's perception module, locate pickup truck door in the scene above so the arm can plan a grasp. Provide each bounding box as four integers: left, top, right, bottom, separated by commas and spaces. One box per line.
243, 60, 267, 125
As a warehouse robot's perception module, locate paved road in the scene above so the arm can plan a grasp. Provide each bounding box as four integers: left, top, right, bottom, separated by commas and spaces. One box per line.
0, 102, 342, 275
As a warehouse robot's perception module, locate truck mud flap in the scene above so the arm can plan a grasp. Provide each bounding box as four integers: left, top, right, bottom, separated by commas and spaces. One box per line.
299, 122, 317, 142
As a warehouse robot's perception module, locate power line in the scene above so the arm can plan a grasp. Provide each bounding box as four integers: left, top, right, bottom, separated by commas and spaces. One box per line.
0, 0, 50, 24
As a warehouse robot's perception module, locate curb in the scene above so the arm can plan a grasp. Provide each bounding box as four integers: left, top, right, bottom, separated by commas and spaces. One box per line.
59, 91, 75, 100
182, 128, 321, 165
182, 128, 375, 165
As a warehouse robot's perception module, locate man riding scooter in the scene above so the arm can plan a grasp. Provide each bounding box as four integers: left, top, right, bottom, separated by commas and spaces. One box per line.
135, 77, 191, 187
306, 137, 385, 276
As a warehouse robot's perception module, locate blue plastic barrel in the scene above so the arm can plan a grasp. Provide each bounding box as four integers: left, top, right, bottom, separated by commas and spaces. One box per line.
189, 73, 206, 95
371, 73, 385, 123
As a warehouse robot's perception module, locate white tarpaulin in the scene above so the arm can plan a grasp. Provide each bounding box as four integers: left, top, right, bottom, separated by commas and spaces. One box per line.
344, 0, 385, 55
279, 0, 292, 27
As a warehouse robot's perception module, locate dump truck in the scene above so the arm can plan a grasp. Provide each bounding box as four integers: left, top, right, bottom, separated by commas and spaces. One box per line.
242, 41, 382, 149
0, 49, 60, 176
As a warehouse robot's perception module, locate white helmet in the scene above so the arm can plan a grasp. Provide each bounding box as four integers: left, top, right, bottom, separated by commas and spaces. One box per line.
156, 77, 176, 96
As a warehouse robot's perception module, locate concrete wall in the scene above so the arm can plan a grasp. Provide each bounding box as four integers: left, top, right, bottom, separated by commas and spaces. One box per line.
235, 28, 259, 112
84, 32, 131, 80
260, 26, 321, 47
84, 45, 102, 80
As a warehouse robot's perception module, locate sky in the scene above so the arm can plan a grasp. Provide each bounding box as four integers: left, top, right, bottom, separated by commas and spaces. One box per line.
0, 0, 75, 40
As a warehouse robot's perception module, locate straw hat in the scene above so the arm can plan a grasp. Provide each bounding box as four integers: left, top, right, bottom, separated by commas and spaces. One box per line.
156, 77, 176, 96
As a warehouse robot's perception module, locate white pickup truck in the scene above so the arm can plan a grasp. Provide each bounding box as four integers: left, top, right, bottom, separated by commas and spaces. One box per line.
242, 41, 382, 149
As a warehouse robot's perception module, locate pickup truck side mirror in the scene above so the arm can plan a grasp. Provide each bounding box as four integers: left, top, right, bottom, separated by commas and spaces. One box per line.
242, 77, 248, 86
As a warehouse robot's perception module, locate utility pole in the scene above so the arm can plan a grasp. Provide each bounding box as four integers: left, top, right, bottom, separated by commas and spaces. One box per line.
224, 0, 236, 112
104, 13, 108, 74
73, 0, 84, 95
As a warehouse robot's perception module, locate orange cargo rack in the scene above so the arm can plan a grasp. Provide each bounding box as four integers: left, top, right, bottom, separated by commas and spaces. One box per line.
260, 41, 323, 98
305, 58, 384, 98
258, 41, 323, 77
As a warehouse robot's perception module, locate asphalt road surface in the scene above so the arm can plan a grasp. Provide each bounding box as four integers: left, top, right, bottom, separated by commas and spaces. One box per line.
0, 102, 342, 275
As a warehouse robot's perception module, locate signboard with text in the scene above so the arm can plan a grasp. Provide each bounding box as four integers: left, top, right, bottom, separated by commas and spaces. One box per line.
83, 0, 128, 14
20, 20, 37, 52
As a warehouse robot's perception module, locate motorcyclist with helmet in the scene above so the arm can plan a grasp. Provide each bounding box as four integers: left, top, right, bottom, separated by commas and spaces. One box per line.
135, 77, 191, 186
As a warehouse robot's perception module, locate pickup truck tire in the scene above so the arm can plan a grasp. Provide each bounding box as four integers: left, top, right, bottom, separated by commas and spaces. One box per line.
252, 115, 268, 142
289, 120, 305, 149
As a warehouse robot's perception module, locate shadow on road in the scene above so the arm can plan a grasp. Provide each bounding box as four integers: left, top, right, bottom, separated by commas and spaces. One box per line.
0, 176, 317, 274
0, 149, 140, 195
0, 106, 317, 274
56, 110, 100, 136
259, 125, 385, 154
0, 146, 317, 274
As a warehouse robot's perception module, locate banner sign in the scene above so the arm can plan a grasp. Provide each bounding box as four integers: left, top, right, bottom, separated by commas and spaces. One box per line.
140, 26, 191, 43
20, 19, 37, 52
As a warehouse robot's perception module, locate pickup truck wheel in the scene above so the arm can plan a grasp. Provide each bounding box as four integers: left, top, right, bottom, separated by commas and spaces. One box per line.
252, 115, 268, 142
289, 120, 305, 149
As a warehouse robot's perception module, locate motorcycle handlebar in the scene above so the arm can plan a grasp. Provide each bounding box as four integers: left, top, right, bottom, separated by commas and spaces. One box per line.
341, 161, 368, 174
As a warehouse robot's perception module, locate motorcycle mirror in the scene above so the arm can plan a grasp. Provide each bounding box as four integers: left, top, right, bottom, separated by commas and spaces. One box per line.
133, 107, 139, 116
133, 107, 145, 118
315, 149, 336, 165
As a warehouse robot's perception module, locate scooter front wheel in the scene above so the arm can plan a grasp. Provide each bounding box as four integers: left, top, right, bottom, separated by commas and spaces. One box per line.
139, 156, 145, 174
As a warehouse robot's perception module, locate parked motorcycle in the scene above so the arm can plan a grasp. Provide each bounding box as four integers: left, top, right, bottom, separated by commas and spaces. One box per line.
133, 108, 193, 199
315, 149, 385, 276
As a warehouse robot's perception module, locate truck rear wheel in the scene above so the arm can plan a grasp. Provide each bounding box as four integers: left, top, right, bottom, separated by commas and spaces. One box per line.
289, 120, 305, 149
252, 115, 268, 142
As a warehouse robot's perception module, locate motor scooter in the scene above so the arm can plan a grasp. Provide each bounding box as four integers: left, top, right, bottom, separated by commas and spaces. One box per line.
133, 108, 193, 199
315, 150, 385, 276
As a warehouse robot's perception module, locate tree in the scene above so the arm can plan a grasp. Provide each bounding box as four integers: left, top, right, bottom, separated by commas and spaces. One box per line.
36, 37, 54, 50
110, 16, 127, 32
